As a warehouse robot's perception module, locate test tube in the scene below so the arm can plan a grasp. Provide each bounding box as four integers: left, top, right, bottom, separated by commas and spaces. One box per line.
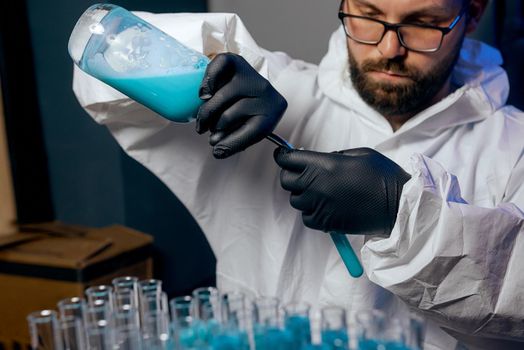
138, 280, 166, 328
85, 301, 114, 350
405, 313, 425, 350
85, 285, 114, 311
254, 297, 292, 350
212, 292, 250, 349
382, 318, 408, 350
113, 307, 142, 350
355, 309, 386, 350
170, 296, 193, 323
254, 297, 280, 328
170, 296, 196, 349
57, 297, 87, 350
27, 310, 64, 350
113, 288, 141, 350
112, 276, 139, 311
114, 289, 138, 310
283, 302, 312, 350
139, 279, 163, 299
219, 292, 247, 328
141, 292, 170, 350
320, 306, 348, 350
191, 287, 221, 345
191, 287, 219, 320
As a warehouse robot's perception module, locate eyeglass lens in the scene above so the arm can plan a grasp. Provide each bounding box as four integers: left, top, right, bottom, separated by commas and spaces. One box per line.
342, 16, 445, 52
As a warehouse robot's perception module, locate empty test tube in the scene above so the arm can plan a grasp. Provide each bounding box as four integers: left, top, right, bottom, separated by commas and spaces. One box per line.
58, 297, 87, 350
84, 301, 114, 350
27, 310, 64, 350
85, 285, 114, 310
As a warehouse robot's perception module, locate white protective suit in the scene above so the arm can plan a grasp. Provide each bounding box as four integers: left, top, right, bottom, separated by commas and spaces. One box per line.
73, 12, 524, 350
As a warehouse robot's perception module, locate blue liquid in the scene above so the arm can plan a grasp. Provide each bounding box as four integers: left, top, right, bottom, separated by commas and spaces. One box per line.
321, 330, 349, 350
285, 316, 311, 350
178, 320, 221, 349
178, 327, 198, 348
254, 326, 294, 350
211, 330, 249, 350
358, 339, 412, 350
384, 341, 411, 350
101, 69, 206, 123
78, 6, 209, 123
358, 339, 381, 350
304, 345, 330, 350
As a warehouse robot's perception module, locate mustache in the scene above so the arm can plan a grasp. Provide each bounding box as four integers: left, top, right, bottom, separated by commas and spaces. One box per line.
360, 58, 419, 78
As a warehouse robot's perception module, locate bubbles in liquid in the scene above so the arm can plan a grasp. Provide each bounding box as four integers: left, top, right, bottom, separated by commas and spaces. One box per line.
85, 10, 209, 76
89, 23, 105, 35
106, 34, 116, 44
103, 27, 152, 72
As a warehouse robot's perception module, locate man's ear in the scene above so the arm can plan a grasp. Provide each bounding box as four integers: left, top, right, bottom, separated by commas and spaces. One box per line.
465, 0, 489, 34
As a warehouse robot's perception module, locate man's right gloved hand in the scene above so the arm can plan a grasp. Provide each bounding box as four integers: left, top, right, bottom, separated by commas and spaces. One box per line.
196, 53, 288, 159
274, 147, 411, 235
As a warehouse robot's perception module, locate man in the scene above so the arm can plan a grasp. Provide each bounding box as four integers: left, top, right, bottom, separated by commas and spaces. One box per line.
73, 0, 524, 348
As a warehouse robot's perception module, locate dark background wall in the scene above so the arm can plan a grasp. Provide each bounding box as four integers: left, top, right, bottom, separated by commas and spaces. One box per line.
0, 0, 215, 297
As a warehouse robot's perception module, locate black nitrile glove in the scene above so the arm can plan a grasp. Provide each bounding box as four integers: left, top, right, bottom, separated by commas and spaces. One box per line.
273, 147, 411, 236
197, 53, 287, 159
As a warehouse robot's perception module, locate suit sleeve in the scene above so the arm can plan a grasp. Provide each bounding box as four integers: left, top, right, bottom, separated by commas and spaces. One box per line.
361, 153, 524, 343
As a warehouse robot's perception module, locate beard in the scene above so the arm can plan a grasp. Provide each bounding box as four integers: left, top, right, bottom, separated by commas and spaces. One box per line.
348, 41, 463, 117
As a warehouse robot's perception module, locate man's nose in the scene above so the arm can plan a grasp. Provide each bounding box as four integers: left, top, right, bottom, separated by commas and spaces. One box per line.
377, 30, 407, 58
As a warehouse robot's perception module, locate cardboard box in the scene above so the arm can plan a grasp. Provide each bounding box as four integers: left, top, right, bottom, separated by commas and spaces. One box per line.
0, 222, 153, 350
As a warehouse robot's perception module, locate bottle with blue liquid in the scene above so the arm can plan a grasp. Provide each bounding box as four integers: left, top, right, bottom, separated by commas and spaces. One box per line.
68, 3, 209, 123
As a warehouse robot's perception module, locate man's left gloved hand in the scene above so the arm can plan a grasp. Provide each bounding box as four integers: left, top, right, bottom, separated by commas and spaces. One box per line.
274, 147, 411, 235
196, 53, 287, 159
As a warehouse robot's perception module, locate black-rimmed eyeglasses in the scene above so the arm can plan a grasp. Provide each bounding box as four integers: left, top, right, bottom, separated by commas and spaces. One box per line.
338, 5, 467, 53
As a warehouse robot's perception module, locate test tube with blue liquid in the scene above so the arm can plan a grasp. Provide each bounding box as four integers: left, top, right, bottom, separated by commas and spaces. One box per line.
192, 287, 221, 347
405, 314, 425, 350
320, 307, 348, 350
212, 292, 250, 350
253, 297, 292, 350
170, 295, 198, 349
356, 309, 415, 350
355, 310, 385, 350
283, 302, 312, 350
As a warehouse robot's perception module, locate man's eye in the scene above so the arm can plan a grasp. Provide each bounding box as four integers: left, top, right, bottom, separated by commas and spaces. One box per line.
407, 17, 445, 26
362, 11, 381, 18
354, 7, 381, 18
410, 21, 434, 26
